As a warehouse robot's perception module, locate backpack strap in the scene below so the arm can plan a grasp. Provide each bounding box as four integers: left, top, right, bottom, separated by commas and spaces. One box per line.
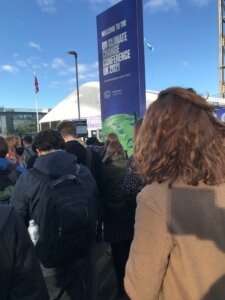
29, 165, 81, 188
52, 174, 81, 188
86, 148, 92, 170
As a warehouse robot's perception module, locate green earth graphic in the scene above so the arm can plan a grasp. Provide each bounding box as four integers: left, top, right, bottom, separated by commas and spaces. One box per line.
102, 114, 136, 157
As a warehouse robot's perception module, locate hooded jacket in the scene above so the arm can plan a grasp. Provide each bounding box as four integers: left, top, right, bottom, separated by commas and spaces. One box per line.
10, 150, 98, 299
10, 150, 97, 225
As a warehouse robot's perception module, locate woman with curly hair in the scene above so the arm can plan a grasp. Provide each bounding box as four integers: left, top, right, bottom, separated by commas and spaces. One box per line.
125, 87, 225, 300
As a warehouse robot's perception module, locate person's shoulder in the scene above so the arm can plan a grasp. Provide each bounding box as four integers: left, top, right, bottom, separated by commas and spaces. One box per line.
66, 140, 86, 156
66, 140, 86, 149
76, 164, 98, 198
78, 163, 93, 178
138, 182, 170, 212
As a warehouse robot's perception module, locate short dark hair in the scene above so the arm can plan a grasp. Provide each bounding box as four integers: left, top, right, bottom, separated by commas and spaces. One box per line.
0, 136, 8, 158
33, 129, 65, 151
23, 135, 33, 145
86, 136, 98, 145
57, 120, 77, 138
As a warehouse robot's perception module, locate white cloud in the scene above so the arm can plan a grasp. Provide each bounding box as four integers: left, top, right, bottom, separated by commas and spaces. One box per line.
66, 62, 98, 84
58, 70, 70, 76
50, 56, 98, 83
91, 61, 99, 68
50, 80, 60, 87
35, 0, 57, 13
89, 0, 119, 4
0, 65, 19, 73
28, 41, 41, 50
190, 0, 211, 6
78, 64, 89, 74
78, 63, 98, 75
16, 60, 27, 67
67, 78, 76, 85
144, 0, 179, 12
87, 0, 120, 10
51, 58, 66, 69
26, 57, 38, 65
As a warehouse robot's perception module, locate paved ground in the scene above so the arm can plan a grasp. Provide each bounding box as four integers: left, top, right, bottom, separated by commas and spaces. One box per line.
96, 241, 130, 300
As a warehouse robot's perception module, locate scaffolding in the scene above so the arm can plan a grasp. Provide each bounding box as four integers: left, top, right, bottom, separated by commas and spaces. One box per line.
219, 0, 225, 97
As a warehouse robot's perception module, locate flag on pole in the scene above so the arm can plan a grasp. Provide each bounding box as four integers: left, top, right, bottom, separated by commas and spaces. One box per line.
144, 37, 154, 52
34, 72, 39, 93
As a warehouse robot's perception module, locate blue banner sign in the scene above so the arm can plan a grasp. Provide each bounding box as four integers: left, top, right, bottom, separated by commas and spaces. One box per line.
96, 0, 146, 155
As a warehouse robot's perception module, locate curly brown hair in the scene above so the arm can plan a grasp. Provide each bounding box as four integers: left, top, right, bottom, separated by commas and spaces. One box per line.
134, 87, 225, 187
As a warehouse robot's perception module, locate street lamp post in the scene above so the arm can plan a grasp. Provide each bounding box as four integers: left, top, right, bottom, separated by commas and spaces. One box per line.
67, 50, 80, 119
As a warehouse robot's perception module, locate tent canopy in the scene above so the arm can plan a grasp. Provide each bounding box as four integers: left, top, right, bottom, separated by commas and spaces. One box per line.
39, 81, 158, 124
39, 81, 100, 124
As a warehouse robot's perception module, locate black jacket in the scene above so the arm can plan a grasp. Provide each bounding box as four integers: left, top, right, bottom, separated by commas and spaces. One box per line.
65, 140, 86, 164
0, 205, 49, 300
10, 150, 97, 226
10, 151, 98, 299
65, 140, 104, 194
102, 154, 128, 222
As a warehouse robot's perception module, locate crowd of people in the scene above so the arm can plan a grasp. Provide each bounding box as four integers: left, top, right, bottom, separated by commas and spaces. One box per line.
1, 87, 225, 300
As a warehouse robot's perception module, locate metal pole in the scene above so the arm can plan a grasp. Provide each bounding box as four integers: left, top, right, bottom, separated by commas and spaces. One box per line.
74, 52, 80, 119
219, 0, 223, 96
35, 91, 39, 132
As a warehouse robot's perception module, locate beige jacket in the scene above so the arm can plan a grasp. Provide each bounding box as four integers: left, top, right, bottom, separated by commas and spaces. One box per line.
125, 181, 225, 300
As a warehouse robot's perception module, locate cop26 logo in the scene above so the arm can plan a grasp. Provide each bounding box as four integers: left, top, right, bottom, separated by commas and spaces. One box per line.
104, 90, 111, 99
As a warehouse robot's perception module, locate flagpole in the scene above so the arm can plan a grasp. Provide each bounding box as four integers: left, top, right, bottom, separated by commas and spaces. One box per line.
34, 69, 40, 132
35, 91, 39, 132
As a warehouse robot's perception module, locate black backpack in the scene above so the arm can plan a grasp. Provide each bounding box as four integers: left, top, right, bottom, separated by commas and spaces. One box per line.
30, 167, 96, 268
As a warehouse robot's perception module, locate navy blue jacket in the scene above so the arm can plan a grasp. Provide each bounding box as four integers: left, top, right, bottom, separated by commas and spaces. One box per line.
10, 150, 97, 226
10, 150, 98, 300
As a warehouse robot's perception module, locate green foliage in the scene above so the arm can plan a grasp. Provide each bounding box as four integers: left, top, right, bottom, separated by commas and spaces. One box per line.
8, 124, 38, 136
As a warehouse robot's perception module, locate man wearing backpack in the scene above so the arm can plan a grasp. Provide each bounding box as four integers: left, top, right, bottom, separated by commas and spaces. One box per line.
56, 120, 103, 186
57, 120, 104, 241
10, 129, 98, 300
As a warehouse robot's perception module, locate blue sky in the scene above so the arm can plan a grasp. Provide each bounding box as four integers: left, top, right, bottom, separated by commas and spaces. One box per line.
0, 0, 217, 109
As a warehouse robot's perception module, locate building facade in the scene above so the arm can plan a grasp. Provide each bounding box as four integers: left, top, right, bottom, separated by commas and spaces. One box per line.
0, 107, 49, 136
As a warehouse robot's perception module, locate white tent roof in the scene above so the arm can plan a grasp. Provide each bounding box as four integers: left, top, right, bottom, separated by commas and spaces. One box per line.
40, 81, 225, 125
39, 81, 158, 124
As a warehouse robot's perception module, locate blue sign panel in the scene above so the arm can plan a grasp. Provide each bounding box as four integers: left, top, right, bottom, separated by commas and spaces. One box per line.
96, 0, 146, 156
214, 108, 225, 122
96, 0, 146, 120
